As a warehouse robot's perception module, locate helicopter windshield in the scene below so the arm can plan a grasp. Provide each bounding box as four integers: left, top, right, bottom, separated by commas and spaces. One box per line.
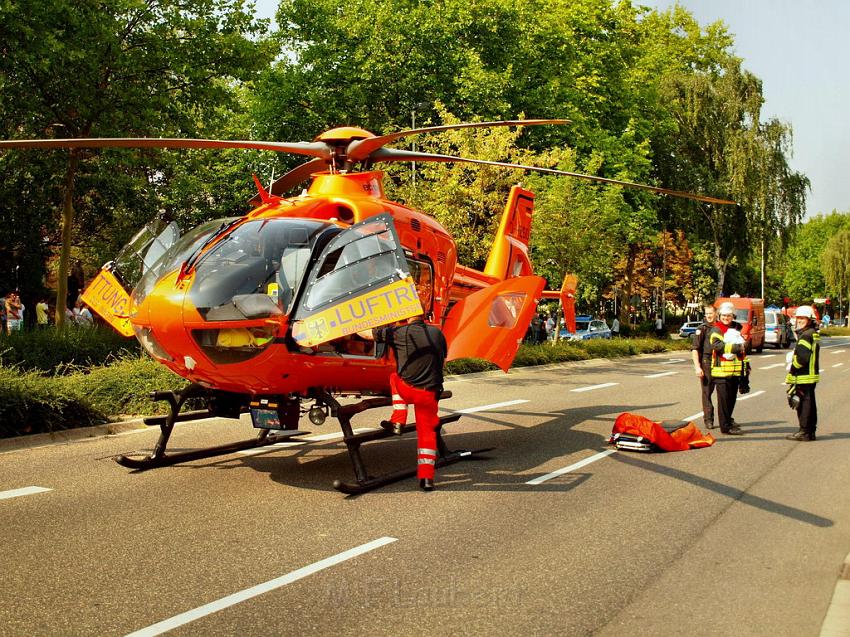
189, 218, 336, 320
131, 217, 238, 310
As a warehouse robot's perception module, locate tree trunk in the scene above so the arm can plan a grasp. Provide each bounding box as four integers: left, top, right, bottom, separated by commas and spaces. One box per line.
55, 150, 79, 328
621, 243, 637, 325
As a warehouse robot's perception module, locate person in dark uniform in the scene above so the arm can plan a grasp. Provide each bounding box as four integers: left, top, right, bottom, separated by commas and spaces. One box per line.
708, 302, 746, 435
785, 305, 820, 441
691, 304, 717, 429
372, 315, 448, 491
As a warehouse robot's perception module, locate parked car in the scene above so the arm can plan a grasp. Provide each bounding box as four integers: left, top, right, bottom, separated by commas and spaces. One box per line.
764, 309, 792, 349
678, 321, 702, 339
560, 315, 612, 341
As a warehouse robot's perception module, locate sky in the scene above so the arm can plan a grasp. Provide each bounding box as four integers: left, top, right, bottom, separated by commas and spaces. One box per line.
252, 0, 850, 217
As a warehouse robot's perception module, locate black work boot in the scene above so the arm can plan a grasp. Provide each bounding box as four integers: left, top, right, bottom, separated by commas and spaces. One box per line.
380, 421, 404, 436
725, 426, 744, 435
704, 420, 715, 430
419, 478, 435, 491
786, 430, 816, 441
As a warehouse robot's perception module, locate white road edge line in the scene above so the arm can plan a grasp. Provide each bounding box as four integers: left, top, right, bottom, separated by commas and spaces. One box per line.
660, 358, 686, 365
526, 450, 617, 485
644, 371, 677, 378
737, 390, 765, 401
0, 486, 52, 501
571, 382, 619, 393
683, 412, 704, 422
124, 537, 398, 637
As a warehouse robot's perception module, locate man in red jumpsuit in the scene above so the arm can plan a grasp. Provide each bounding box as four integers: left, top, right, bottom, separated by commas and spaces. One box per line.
373, 315, 448, 491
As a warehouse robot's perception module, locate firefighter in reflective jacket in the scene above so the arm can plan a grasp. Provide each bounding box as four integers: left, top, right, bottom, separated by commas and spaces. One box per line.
785, 305, 820, 441
373, 315, 448, 491
708, 302, 748, 435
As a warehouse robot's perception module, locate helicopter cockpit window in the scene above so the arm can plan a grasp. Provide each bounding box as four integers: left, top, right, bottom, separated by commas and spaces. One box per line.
113, 220, 180, 290
188, 218, 332, 321
300, 223, 401, 313
132, 217, 237, 310
406, 258, 434, 316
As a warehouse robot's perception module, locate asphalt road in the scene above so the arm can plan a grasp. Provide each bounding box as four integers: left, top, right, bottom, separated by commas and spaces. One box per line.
2, 338, 850, 636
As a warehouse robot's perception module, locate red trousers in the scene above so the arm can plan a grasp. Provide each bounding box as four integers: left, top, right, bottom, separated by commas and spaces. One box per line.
390, 373, 440, 479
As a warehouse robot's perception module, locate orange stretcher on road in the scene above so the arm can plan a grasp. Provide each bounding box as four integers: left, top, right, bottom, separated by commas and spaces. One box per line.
608, 412, 715, 452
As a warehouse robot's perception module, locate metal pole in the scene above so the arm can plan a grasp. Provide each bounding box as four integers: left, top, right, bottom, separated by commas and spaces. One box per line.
411, 109, 416, 190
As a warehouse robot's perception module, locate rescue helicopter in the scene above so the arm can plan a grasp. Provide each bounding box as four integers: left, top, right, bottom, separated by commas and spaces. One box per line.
0, 120, 734, 493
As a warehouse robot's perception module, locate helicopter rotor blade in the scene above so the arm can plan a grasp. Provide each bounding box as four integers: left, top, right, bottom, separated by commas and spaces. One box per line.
371, 147, 736, 205
0, 137, 334, 159
346, 119, 571, 163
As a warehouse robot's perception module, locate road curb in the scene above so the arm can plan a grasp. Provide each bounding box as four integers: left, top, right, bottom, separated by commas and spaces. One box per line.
0, 418, 148, 454
820, 550, 850, 636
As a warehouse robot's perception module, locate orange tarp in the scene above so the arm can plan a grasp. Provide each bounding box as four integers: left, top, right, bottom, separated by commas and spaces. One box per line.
611, 412, 715, 451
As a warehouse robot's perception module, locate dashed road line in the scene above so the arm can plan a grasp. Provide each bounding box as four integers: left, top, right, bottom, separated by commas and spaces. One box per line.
571, 382, 619, 393
644, 371, 678, 379
237, 428, 375, 456
0, 486, 52, 501
124, 537, 398, 637
526, 450, 617, 485
759, 363, 785, 370
833, 363, 844, 368
737, 390, 765, 401
759, 354, 778, 359
831, 349, 846, 354
661, 358, 686, 365
454, 399, 529, 414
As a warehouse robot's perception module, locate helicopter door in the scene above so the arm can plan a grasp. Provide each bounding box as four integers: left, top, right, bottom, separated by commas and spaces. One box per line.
291, 214, 423, 347
442, 275, 546, 371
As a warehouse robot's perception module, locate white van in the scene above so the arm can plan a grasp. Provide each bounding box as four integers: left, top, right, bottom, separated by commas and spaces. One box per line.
764, 310, 792, 349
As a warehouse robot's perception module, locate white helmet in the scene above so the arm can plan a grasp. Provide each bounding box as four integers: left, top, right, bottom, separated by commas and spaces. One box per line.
795, 305, 816, 320
717, 301, 736, 316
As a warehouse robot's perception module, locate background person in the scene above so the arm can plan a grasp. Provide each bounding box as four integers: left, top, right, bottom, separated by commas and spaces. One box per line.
785, 305, 820, 441
36, 297, 49, 328
691, 304, 717, 429
708, 301, 746, 435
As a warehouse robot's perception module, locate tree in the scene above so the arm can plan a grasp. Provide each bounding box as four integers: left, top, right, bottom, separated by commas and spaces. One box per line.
821, 228, 850, 319
0, 0, 275, 325
782, 212, 850, 303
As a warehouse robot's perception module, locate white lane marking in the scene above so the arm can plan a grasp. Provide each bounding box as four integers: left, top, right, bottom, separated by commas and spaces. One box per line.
571, 382, 619, 393
759, 363, 785, 370
0, 486, 52, 501
833, 363, 844, 368
661, 358, 686, 365
237, 428, 376, 456
644, 371, 677, 379
526, 450, 617, 485
822, 344, 844, 350
759, 354, 777, 359
454, 399, 529, 414
831, 349, 846, 354
124, 537, 397, 637
737, 390, 765, 401
683, 411, 704, 422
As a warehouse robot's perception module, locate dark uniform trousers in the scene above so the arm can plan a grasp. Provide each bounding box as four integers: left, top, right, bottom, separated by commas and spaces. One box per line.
714, 376, 739, 433
795, 383, 817, 435
699, 358, 715, 426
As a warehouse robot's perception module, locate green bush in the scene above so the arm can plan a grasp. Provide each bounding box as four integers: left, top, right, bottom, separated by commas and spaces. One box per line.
0, 366, 107, 437
821, 326, 850, 337
0, 326, 139, 373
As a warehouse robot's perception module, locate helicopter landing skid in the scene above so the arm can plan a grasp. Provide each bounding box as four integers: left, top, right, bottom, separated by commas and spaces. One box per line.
114, 383, 307, 470
319, 391, 493, 495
